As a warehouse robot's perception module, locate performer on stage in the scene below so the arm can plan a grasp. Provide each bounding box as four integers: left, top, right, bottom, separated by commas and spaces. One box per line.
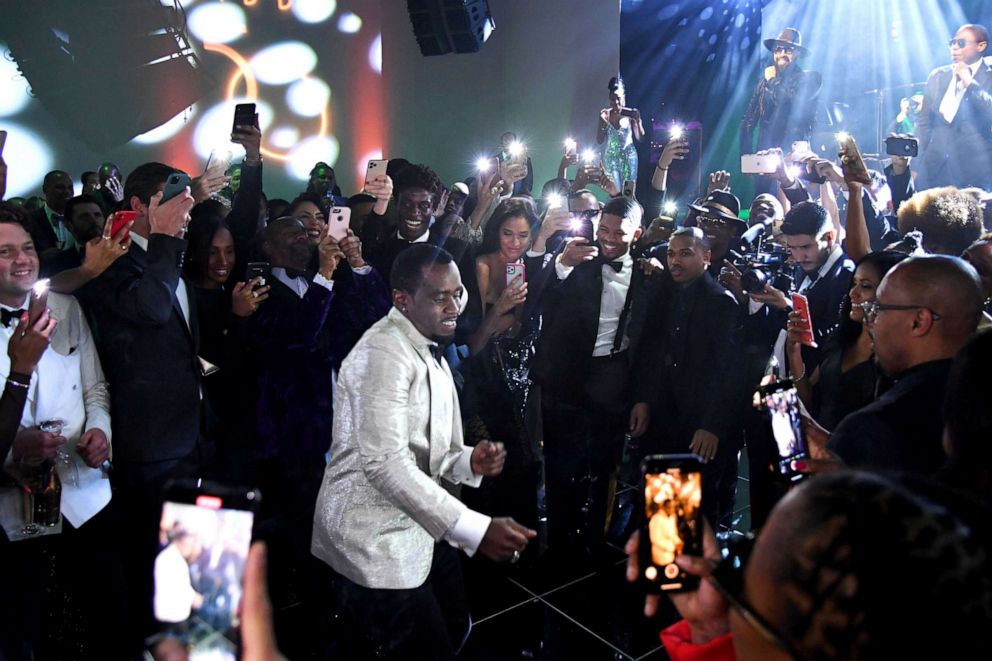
598, 77, 644, 190
916, 24, 992, 190
740, 28, 822, 192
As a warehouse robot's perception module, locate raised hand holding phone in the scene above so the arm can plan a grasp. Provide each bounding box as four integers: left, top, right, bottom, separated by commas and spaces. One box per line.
789, 293, 816, 347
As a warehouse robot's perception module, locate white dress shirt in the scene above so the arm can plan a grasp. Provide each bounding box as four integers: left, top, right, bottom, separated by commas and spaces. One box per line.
939, 60, 982, 123
555, 252, 634, 356
0, 292, 112, 532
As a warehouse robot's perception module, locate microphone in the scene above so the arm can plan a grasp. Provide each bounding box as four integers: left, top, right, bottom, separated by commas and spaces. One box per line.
740, 218, 775, 246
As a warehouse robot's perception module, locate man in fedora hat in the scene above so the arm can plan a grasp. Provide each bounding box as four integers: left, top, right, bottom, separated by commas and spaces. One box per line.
740, 27, 822, 187
687, 190, 748, 278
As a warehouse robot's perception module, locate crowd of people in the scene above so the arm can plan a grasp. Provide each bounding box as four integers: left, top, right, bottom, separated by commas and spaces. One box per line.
0, 19, 990, 661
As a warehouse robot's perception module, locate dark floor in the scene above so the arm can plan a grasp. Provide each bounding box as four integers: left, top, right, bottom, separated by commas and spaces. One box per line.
457, 451, 751, 661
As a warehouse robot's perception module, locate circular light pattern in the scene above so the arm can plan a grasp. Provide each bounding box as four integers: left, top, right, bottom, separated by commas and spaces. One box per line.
355, 149, 383, 184
337, 12, 362, 34
270, 126, 301, 149
250, 41, 317, 86
288, 135, 340, 180
193, 98, 275, 160
700, 7, 713, 20
187, 2, 246, 45
286, 77, 331, 118
0, 122, 53, 198
132, 105, 196, 145
0, 44, 31, 117
369, 33, 382, 74
292, 0, 337, 25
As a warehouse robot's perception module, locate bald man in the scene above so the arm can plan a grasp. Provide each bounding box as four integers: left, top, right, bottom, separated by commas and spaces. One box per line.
827, 255, 984, 474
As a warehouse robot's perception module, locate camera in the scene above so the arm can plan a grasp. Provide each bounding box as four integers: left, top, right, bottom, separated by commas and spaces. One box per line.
733, 245, 794, 294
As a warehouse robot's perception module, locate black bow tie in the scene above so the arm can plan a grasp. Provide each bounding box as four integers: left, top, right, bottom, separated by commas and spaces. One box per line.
285, 268, 306, 280
599, 257, 625, 273
1, 308, 25, 328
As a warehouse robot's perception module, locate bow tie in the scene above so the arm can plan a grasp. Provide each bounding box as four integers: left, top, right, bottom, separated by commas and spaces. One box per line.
285, 268, 306, 280
599, 257, 625, 273
1, 308, 26, 328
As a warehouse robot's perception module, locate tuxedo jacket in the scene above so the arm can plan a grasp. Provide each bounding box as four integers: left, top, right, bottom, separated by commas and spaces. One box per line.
530, 257, 650, 403
633, 272, 743, 442
26, 207, 72, 278
796, 251, 855, 371
917, 61, 992, 188
76, 234, 201, 464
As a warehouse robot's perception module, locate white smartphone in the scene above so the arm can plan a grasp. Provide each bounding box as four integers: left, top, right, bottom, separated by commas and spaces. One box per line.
741, 153, 780, 175
364, 159, 389, 189
791, 141, 811, 155
505, 262, 526, 288
327, 207, 351, 241
203, 148, 233, 179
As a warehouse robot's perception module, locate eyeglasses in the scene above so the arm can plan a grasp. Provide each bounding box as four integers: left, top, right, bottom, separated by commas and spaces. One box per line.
570, 208, 602, 220
949, 38, 974, 48
708, 534, 802, 657
858, 300, 943, 323
774, 45, 796, 54
697, 215, 731, 228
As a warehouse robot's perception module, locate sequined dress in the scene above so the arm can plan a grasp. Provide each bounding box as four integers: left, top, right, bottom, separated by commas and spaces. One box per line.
603, 117, 638, 189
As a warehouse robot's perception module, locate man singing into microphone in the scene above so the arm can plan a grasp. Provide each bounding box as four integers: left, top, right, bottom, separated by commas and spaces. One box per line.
917, 23, 992, 190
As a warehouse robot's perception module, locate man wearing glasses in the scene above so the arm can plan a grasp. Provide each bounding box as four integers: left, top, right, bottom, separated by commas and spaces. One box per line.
740, 28, 822, 193
827, 255, 984, 474
917, 23, 992, 189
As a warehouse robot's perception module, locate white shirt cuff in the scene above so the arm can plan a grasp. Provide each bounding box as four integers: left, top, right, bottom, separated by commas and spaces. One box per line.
444, 508, 492, 557
554, 255, 574, 280
312, 272, 335, 292
351, 264, 372, 275
448, 448, 483, 488
747, 298, 765, 315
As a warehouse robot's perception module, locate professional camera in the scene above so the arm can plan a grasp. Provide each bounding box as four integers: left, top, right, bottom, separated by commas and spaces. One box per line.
731, 245, 794, 294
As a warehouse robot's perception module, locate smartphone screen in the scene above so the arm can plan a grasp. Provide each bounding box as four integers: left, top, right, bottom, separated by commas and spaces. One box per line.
27, 280, 50, 327
246, 261, 270, 287
155, 481, 259, 660
760, 381, 809, 479
622, 179, 636, 198
640, 454, 703, 592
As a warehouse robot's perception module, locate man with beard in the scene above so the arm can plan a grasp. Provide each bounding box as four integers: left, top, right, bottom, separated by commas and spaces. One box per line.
740, 28, 822, 194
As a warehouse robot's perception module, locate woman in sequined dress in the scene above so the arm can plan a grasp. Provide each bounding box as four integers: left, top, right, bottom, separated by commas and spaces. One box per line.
461, 198, 544, 530
597, 76, 644, 189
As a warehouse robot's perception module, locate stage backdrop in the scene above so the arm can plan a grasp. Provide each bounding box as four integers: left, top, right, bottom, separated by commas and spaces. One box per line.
0, 0, 619, 202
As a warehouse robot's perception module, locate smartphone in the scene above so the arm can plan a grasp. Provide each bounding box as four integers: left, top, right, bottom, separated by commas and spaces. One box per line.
327, 206, 351, 241
563, 138, 577, 157
836, 133, 872, 186
759, 380, 810, 480
28, 279, 50, 327
109, 210, 137, 238
161, 173, 191, 204
505, 262, 526, 288
884, 135, 919, 157
622, 179, 636, 199
232, 103, 258, 133
364, 159, 389, 190
640, 454, 703, 592
154, 480, 259, 661
741, 153, 779, 175
246, 261, 270, 287
798, 160, 827, 184
791, 140, 811, 155
790, 293, 816, 347
0, 129, 7, 156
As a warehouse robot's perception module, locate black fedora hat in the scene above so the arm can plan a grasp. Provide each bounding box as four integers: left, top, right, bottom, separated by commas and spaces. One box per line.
688, 190, 747, 233
763, 28, 808, 56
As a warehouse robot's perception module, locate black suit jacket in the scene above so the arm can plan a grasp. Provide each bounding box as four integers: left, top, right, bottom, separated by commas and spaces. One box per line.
530, 257, 650, 403
26, 207, 65, 277
798, 250, 855, 370
76, 234, 201, 464
740, 64, 822, 153
917, 61, 992, 189
634, 272, 743, 442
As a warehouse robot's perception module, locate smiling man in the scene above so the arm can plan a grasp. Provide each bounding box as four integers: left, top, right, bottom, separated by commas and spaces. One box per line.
917, 23, 992, 189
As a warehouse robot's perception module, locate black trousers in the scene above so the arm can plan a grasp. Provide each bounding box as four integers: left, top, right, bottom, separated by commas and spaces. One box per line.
333, 542, 471, 661
542, 353, 629, 557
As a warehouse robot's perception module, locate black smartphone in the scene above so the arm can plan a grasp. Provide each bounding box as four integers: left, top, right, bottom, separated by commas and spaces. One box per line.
640, 454, 703, 592
232, 103, 258, 132
884, 135, 919, 157
161, 172, 191, 204
154, 479, 260, 660
759, 379, 809, 481
246, 261, 270, 287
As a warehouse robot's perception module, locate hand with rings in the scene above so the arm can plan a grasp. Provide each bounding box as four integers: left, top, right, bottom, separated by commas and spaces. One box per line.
81, 213, 134, 280
232, 278, 271, 318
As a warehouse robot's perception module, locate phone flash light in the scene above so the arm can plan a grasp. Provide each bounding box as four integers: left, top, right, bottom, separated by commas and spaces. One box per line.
546, 193, 564, 208
835, 131, 851, 142
662, 201, 678, 215
508, 141, 524, 157
564, 138, 577, 151
582, 148, 597, 164
570, 219, 584, 231
786, 165, 801, 180
32, 279, 50, 296
476, 157, 491, 172
195, 495, 223, 510
670, 125, 685, 140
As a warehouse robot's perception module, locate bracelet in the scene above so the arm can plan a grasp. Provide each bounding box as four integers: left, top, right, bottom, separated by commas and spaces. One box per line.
6, 376, 30, 389
792, 367, 807, 383
655, 165, 669, 171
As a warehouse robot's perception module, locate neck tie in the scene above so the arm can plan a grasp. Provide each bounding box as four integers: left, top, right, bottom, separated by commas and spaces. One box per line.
1, 308, 26, 328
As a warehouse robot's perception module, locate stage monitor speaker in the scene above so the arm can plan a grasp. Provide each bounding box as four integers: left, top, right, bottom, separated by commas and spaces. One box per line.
406, 0, 494, 57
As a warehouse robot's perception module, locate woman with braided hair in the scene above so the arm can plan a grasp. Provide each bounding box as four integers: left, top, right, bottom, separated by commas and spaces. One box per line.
627, 470, 992, 659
